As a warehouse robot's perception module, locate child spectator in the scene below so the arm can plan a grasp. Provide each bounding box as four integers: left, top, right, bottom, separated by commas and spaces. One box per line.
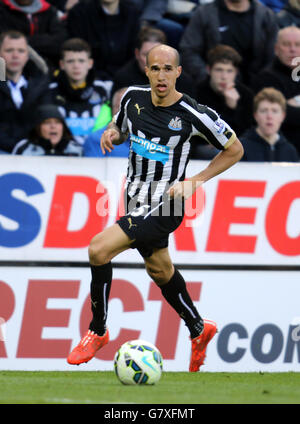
12, 104, 82, 156
240, 87, 299, 162
46, 38, 112, 145
197, 45, 254, 136
191, 45, 254, 159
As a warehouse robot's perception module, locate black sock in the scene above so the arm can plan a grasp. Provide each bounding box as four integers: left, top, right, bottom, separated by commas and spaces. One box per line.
160, 268, 204, 339
89, 262, 112, 336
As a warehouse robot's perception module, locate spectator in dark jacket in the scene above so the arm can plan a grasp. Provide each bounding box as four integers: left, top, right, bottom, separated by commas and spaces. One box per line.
112, 26, 195, 98
0, 30, 49, 153
179, 0, 279, 85
191, 44, 254, 159
196, 45, 254, 136
277, 0, 300, 28
240, 87, 299, 162
0, 0, 68, 68
66, 0, 140, 78
252, 26, 300, 155
12, 104, 82, 155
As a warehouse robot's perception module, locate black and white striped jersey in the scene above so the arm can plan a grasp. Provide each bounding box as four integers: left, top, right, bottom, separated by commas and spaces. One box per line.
114, 85, 236, 204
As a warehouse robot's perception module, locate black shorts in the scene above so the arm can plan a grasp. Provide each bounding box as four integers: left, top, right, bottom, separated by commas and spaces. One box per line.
117, 197, 184, 258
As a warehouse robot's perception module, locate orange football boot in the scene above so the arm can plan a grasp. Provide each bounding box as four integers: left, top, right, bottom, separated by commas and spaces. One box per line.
67, 329, 109, 365
189, 319, 217, 372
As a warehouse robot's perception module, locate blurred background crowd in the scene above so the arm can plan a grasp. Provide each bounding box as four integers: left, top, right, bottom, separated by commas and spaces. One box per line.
0, 0, 299, 162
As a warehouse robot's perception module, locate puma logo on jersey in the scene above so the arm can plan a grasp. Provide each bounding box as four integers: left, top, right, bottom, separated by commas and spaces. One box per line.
127, 217, 137, 230
135, 103, 145, 115
168, 116, 182, 131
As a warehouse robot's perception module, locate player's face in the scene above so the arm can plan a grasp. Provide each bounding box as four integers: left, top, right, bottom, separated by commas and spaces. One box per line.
145, 48, 181, 103
254, 100, 285, 138
40, 118, 64, 146
0, 36, 28, 77
60, 51, 93, 85
275, 31, 300, 68
208, 62, 238, 93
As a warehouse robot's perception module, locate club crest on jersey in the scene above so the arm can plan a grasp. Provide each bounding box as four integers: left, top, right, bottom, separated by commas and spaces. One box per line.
168, 117, 182, 131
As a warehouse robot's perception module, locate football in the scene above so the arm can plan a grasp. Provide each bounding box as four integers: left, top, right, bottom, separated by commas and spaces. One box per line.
114, 339, 163, 385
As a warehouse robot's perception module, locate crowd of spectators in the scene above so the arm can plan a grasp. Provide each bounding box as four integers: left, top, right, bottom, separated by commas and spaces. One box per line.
0, 0, 299, 162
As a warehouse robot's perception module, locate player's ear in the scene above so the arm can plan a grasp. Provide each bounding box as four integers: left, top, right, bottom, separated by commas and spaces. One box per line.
176, 65, 182, 78
145, 66, 149, 78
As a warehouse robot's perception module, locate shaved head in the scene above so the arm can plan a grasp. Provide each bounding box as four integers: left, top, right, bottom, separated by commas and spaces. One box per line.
145, 43, 182, 106
275, 25, 300, 67
276, 25, 300, 44
146, 44, 180, 67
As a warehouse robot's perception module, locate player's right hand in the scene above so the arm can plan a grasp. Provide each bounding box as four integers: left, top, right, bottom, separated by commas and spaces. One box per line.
167, 179, 203, 200
100, 128, 119, 154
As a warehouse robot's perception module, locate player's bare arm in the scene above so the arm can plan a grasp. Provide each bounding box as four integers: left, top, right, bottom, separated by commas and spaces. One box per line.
169, 137, 244, 199
100, 121, 128, 154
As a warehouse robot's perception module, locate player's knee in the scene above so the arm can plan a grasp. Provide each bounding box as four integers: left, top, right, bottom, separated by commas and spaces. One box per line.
146, 264, 171, 286
88, 236, 110, 265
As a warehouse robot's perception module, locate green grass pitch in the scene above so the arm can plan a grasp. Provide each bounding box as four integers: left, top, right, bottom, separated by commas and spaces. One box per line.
0, 371, 299, 404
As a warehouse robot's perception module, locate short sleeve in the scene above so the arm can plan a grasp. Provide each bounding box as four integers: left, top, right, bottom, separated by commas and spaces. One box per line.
180, 99, 237, 150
